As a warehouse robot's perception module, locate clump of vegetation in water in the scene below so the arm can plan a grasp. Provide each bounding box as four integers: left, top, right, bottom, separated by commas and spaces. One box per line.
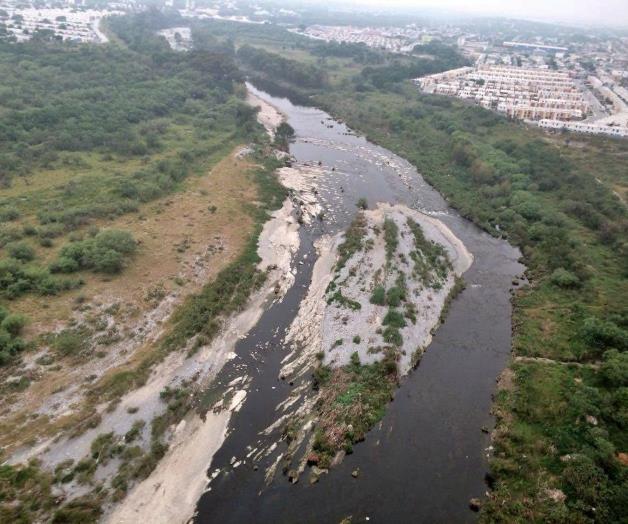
310, 351, 399, 468
356, 197, 368, 210
274, 122, 295, 150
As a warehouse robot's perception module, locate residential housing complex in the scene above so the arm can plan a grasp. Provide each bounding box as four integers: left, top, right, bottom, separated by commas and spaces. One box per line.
417, 65, 589, 121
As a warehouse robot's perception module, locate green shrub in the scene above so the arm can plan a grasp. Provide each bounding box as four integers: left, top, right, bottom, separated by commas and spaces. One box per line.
370, 285, 386, 305
51, 495, 102, 523
581, 317, 628, 351
386, 286, 404, 307
383, 309, 406, 328
382, 326, 403, 346
0, 207, 19, 222
561, 454, 608, 507
550, 267, 580, 288
600, 350, 628, 387
6, 241, 35, 261
0, 225, 23, 247
383, 217, 399, 261
22, 224, 37, 236
1, 314, 26, 336
50, 327, 90, 356
336, 213, 368, 269
51, 229, 136, 275
0, 258, 78, 298
51, 256, 79, 273
313, 365, 331, 388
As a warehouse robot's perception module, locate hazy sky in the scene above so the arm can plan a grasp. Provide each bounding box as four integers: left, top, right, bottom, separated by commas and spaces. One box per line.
337, 0, 628, 28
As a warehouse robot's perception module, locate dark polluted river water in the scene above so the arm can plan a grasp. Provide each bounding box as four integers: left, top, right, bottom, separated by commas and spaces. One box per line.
192, 85, 524, 523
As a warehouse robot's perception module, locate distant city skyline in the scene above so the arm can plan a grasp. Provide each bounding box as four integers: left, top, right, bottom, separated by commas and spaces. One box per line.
331, 0, 628, 28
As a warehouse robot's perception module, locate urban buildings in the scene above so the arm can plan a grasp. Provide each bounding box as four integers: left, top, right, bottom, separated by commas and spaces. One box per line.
416, 65, 589, 121
292, 25, 427, 53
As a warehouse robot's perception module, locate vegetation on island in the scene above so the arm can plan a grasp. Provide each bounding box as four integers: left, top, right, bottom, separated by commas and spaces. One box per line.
311, 210, 456, 470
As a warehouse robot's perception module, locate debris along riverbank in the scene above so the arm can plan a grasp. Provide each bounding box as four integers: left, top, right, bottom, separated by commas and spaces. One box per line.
267, 201, 473, 483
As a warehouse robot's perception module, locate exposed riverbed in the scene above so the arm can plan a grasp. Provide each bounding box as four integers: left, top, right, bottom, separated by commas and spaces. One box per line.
185, 85, 525, 523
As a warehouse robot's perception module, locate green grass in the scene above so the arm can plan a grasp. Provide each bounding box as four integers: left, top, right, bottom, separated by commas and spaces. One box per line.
312, 350, 399, 467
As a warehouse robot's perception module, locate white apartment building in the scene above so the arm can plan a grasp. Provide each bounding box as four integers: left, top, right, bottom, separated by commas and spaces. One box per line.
538, 119, 628, 138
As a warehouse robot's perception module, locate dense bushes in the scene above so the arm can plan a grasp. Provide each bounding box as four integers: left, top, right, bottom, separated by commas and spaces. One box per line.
51, 230, 137, 275
237, 45, 326, 88
0, 307, 26, 364
580, 317, 628, 353
549, 267, 581, 288
6, 241, 35, 262
0, 10, 248, 182
0, 258, 79, 298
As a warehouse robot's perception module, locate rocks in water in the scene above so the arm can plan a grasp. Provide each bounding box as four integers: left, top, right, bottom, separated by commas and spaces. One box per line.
306, 452, 319, 466
481, 425, 490, 433
351, 468, 360, 478
469, 498, 482, 512
330, 450, 346, 467
309, 465, 328, 484
484, 472, 496, 489
287, 469, 299, 484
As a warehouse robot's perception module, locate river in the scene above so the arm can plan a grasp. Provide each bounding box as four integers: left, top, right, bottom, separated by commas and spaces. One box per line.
191, 85, 524, 523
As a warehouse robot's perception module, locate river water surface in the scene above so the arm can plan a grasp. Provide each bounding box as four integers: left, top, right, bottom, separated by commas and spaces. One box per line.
192, 86, 523, 523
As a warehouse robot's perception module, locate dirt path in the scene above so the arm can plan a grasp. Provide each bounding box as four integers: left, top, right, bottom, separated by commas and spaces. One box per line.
514, 356, 600, 369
